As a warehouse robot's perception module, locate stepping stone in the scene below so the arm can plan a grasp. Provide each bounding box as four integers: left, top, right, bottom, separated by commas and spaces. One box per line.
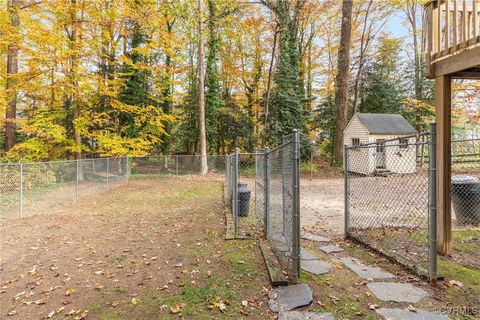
271, 235, 289, 252
301, 259, 332, 275
268, 284, 313, 313
340, 257, 395, 279
376, 308, 449, 320
319, 245, 344, 254
367, 282, 428, 303
302, 232, 331, 243
278, 311, 335, 320
301, 247, 320, 260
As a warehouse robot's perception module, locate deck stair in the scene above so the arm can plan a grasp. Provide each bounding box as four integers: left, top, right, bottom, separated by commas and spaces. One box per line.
374, 168, 392, 177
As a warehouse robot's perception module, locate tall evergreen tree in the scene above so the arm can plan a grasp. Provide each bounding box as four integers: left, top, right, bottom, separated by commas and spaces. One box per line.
5, 0, 20, 152
158, 16, 175, 155
119, 20, 154, 138
359, 64, 402, 114
359, 35, 403, 114
205, 0, 224, 153
261, 0, 308, 145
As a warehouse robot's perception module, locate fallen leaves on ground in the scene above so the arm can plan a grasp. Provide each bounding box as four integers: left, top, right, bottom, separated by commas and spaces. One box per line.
170, 304, 182, 314
407, 304, 417, 312
65, 288, 76, 296
208, 300, 227, 313
7, 310, 17, 316
444, 279, 463, 287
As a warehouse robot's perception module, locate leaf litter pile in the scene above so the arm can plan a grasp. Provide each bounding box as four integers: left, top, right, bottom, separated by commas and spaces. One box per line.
0, 178, 272, 319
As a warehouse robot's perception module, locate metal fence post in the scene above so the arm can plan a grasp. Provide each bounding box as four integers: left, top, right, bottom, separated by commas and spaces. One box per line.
428, 122, 438, 284
76, 159, 79, 201
176, 155, 179, 177
292, 129, 301, 283
106, 158, 109, 190
234, 148, 239, 237
264, 147, 270, 239
344, 144, 350, 238
230, 155, 234, 210
19, 163, 23, 219
126, 156, 129, 183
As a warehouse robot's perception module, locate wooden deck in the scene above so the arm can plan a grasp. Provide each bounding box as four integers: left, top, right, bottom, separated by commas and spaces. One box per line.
424, 1, 480, 257
425, 0, 480, 78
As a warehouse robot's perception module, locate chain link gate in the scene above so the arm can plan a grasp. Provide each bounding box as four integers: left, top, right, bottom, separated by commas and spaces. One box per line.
345, 127, 436, 279
225, 130, 301, 283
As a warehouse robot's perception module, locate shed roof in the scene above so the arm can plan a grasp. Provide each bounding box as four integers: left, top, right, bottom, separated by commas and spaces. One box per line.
354, 113, 417, 135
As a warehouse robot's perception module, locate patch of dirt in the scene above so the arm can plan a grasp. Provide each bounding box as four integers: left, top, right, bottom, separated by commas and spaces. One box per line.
301, 178, 344, 238
0, 178, 271, 319
301, 176, 479, 270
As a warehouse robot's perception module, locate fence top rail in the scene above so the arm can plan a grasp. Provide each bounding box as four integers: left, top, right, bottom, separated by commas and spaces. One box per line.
347, 140, 429, 150
0, 156, 128, 167
0, 163, 21, 167
226, 142, 293, 157
346, 133, 428, 149
267, 140, 293, 154
239, 152, 265, 156
0, 154, 229, 167
452, 138, 480, 143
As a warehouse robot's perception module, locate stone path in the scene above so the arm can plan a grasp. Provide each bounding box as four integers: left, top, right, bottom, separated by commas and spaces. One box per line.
301, 259, 332, 275
301, 247, 321, 260
301, 246, 332, 275
268, 232, 440, 319
302, 232, 331, 243
376, 308, 449, 320
340, 257, 395, 279
367, 282, 428, 303
278, 311, 335, 320
319, 245, 344, 254
268, 284, 313, 313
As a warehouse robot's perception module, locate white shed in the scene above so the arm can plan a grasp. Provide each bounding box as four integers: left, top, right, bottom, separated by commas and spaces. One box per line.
344, 113, 418, 175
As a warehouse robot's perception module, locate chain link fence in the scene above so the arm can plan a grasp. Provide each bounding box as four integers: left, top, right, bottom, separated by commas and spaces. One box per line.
414, 135, 480, 269
225, 130, 301, 283
255, 151, 265, 228
131, 155, 226, 177
0, 158, 130, 218
451, 138, 480, 269
345, 132, 434, 277
346, 124, 480, 278
0, 155, 226, 219
451, 138, 480, 225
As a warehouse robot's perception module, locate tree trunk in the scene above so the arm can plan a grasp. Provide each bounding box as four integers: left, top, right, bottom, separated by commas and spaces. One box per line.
306, 38, 313, 106
352, 0, 374, 114
262, 25, 278, 148
332, 0, 353, 167
69, 0, 84, 179
198, 0, 208, 175
5, 0, 19, 152
404, 1, 423, 131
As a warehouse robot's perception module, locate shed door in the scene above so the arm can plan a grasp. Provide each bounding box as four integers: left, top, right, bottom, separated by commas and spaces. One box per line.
375, 139, 386, 169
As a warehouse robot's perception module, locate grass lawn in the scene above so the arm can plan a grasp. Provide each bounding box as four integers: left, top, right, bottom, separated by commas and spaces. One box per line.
0, 177, 272, 319
2, 176, 479, 319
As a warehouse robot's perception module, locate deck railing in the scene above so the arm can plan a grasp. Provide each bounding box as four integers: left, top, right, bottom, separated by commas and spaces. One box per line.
425, 0, 480, 76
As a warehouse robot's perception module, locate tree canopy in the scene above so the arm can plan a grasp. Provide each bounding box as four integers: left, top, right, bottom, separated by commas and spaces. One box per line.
1, 0, 478, 163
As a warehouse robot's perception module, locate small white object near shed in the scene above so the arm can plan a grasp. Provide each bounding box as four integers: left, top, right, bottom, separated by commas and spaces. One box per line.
344, 113, 418, 175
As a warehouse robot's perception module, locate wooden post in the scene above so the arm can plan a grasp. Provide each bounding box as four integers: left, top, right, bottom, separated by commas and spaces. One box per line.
435, 75, 452, 256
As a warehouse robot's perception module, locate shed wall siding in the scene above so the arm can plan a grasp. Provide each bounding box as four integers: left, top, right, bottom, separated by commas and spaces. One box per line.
344, 116, 369, 146
370, 135, 417, 174
347, 134, 417, 175
344, 116, 371, 174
